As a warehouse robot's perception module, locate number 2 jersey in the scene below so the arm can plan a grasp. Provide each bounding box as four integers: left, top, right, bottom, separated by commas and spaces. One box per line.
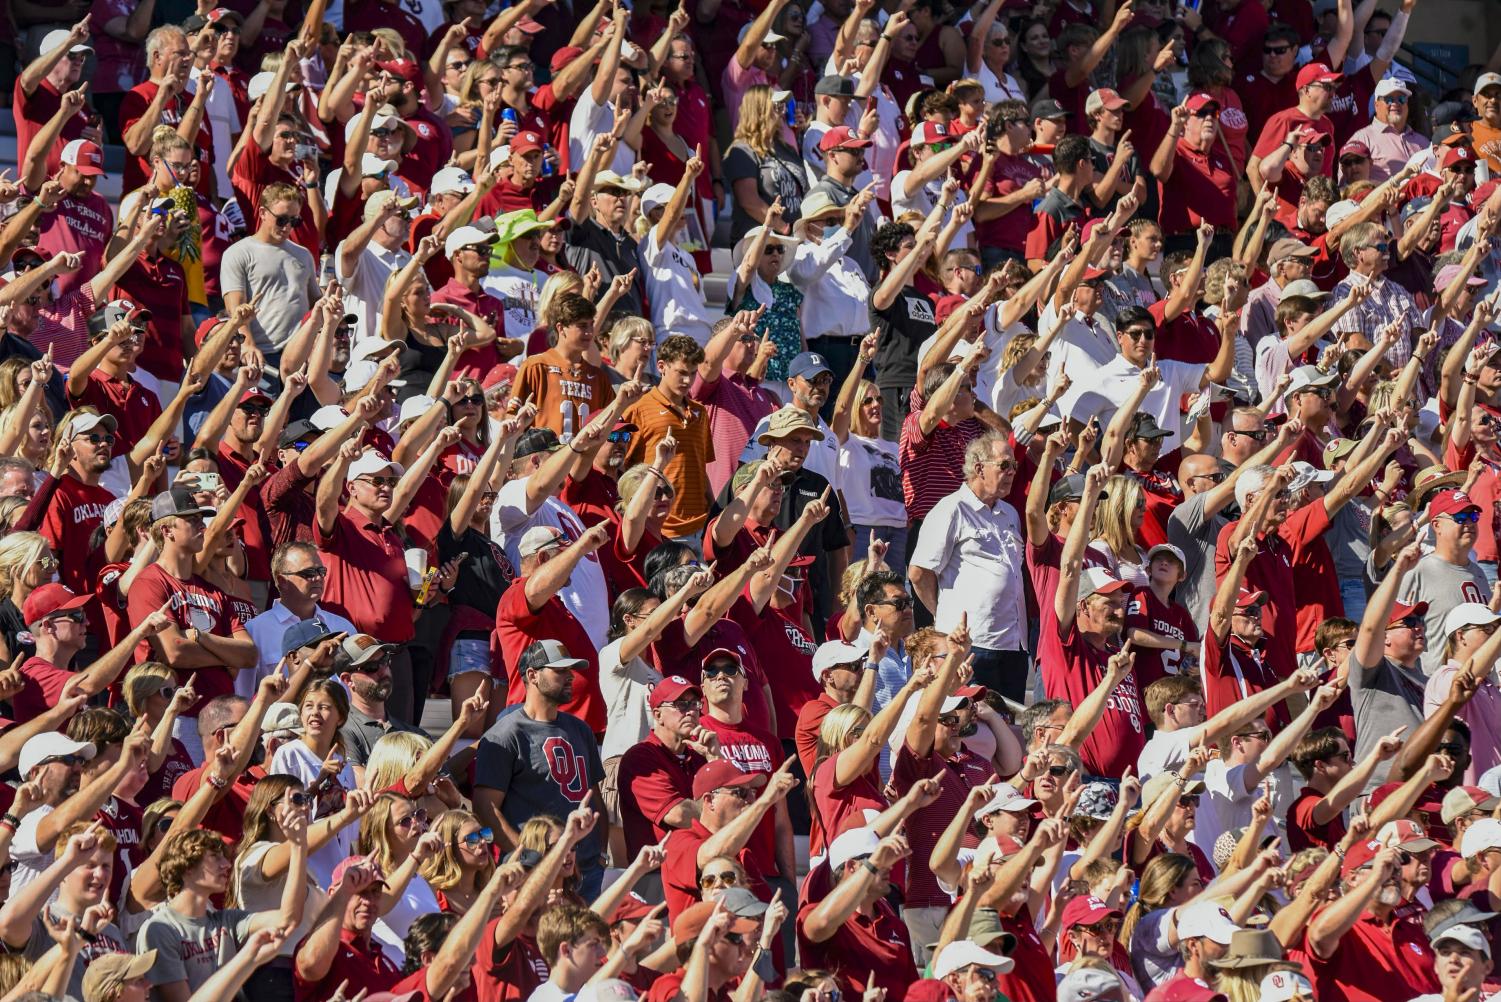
511, 349, 616, 443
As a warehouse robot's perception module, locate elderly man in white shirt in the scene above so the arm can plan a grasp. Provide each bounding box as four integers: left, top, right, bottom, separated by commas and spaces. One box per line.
1068, 303, 1236, 453
908, 431, 1029, 703
243, 542, 358, 699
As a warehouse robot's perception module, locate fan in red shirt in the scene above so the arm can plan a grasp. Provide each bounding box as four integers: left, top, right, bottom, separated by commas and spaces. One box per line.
617, 675, 709, 856
293, 856, 402, 1002
796, 827, 919, 1000
39, 412, 121, 616
645, 899, 762, 1002
13, 22, 94, 178
1248, 63, 1341, 191
1305, 838, 1442, 1002
117, 29, 215, 194
1287, 726, 1405, 852
1040, 465, 1148, 778
229, 56, 323, 259
1125, 545, 1200, 687
1152, 96, 1236, 243
67, 300, 165, 453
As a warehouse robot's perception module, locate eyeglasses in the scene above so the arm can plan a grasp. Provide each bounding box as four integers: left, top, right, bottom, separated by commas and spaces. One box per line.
359, 476, 400, 488
872, 594, 913, 611
1393, 614, 1426, 630
1444, 511, 1482, 525
714, 786, 753, 802
370, 127, 396, 139
285, 567, 327, 580
394, 808, 430, 829
1237, 730, 1272, 742
702, 661, 741, 679
74, 433, 116, 446
503, 62, 533, 72
459, 393, 485, 407
700, 870, 741, 888
607, 430, 634, 444
34, 554, 57, 569
1047, 764, 1071, 777
1189, 471, 1227, 484
655, 485, 676, 501
460, 827, 495, 847
983, 459, 1017, 472
723, 932, 748, 946
665, 698, 701, 714
447, 60, 473, 72
41, 754, 85, 768
1380, 94, 1409, 104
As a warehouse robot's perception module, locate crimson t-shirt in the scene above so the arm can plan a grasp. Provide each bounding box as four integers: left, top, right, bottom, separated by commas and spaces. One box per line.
699, 713, 781, 875
616, 731, 705, 857
1277, 499, 1343, 654
15, 655, 76, 720
118, 81, 214, 192
1287, 785, 1347, 852
40, 474, 115, 596
69, 371, 162, 451
795, 895, 917, 1001
890, 743, 994, 908
1039, 619, 1146, 777
1214, 522, 1299, 682
1125, 588, 1199, 687
125, 564, 244, 715
495, 577, 604, 732
293, 928, 401, 1002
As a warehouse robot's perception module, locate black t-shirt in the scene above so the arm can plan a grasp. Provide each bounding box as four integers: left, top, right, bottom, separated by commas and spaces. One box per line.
723, 140, 808, 243
397, 335, 449, 403
872, 286, 937, 393
564, 219, 644, 317
436, 522, 514, 616
0, 598, 32, 666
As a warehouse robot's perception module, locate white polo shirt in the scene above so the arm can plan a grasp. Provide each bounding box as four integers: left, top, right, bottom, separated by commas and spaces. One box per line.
909, 483, 1026, 651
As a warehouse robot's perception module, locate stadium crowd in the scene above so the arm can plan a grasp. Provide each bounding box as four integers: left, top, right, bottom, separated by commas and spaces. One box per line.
0, 0, 1497, 1000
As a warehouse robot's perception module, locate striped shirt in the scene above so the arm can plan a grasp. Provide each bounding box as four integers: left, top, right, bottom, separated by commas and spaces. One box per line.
31, 285, 96, 368
898, 391, 983, 521
622, 387, 716, 538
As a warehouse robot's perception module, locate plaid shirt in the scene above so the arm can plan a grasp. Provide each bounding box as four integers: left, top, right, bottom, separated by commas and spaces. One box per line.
1329, 272, 1422, 369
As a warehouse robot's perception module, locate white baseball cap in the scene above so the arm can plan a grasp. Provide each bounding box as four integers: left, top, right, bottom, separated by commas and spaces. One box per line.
827, 826, 881, 869
973, 783, 1037, 820
351, 337, 404, 363
489, 144, 513, 169
1287, 460, 1336, 493
248, 70, 297, 102
1375, 77, 1410, 99
811, 640, 865, 681
1433, 922, 1491, 958
359, 153, 398, 178
310, 405, 347, 431
1259, 970, 1314, 1002
429, 166, 476, 196
1177, 900, 1240, 945
397, 394, 437, 427
738, 24, 787, 44
444, 224, 498, 259
1443, 602, 1501, 636
1323, 199, 1361, 232
345, 452, 403, 483
931, 940, 1014, 979
1475, 72, 1501, 97
1285, 364, 1338, 396
39, 28, 92, 57
1461, 818, 1501, 858
19, 732, 96, 777
639, 183, 677, 217
1077, 566, 1130, 604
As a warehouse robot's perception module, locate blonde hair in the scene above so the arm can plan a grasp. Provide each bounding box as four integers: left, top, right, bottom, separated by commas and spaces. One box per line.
0, 531, 46, 596
123, 662, 176, 717
814, 703, 870, 769
422, 809, 496, 891
0, 358, 30, 409
0, 398, 54, 463
357, 792, 417, 876
0, 497, 26, 533
733, 86, 782, 158
1094, 475, 1144, 563
616, 463, 658, 511
539, 271, 585, 329
1204, 258, 1247, 306
518, 815, 582, 897
364, 731, 434, 792
851, 378, 880, 439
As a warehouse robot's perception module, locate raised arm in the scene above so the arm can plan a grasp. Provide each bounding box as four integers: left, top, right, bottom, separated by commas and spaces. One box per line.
1053, 464, 1110, 630
1351, 540, 1420, 670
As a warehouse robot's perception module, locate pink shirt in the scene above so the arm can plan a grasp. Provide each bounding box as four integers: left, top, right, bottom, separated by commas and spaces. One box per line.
721, 59, 769, 133
1347, 120, 1427, 182
690, 371, 777, 496
35, 191, 114, 302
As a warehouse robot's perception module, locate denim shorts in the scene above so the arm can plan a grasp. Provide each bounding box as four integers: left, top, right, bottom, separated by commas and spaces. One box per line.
447, 637, 492, 679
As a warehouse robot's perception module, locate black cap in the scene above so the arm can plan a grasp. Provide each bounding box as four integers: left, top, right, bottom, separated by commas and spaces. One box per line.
504, 847, 543, 869
1030, 97, 1067, 121
1047, 473, 1108, 506
513, 428, 563, 460
1432, 100, 1479, 127
280, 419, 321, 449
814, 75, 856, 98
1128, 412, 1171, 440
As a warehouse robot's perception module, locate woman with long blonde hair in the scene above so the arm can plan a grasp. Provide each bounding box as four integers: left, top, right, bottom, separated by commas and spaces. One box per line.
357, 791, 445, 962
1090, 475, 1150, 587
422, 809, 497, 916
0, 531, 52, 662
724, 85, 808, 244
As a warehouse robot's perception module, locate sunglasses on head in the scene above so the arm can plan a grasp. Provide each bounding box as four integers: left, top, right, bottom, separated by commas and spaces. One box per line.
702, 661, 741, 679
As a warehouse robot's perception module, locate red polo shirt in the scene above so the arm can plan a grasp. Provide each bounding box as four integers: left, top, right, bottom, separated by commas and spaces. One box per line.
14, 655, 75, 720
119, 81, 214, 193
113, 252, 190, 382
69, 370, 163, 452
1158, 139, 1236, 234
1306, 906, 1439, 1001
1040, 620, 1146, 777
1214, 522, 1299, 682
314, 507, 415, 643
14, 77, 88, 177
1287, 785, 1347, 852
293, 928, 401, 1002
261, 461, 317, 546
616, 731, 706, 857
796, 894, 917, 1001
478, 176, 548, 217
471, 928, 547, 1002
1252, 109, 1336, 179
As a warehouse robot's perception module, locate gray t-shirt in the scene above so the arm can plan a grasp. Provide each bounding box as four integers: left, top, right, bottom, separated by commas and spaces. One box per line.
1326, 500, 1373, 586
22, 904, 128, 1000
1167, 491, 1228, 633
340, 707, 427, 769
218, 236, 319, 353
474, 706, 605, 869
1401, 552, 1490, 674
137, 904, 254, 993
1348, 652, 1427, 790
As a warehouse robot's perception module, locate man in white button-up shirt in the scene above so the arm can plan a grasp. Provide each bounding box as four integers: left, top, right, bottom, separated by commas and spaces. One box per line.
908, 432, 1029, 702
788, 191, 873, 344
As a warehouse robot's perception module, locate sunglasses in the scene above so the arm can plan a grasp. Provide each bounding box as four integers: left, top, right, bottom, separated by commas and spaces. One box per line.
49, 610, 86, 625
1264, 44, 1293, 54
873, 594, 913, 611
359, 476, 400, 488
1362, 241, 1391, 254
1178, 794, 1200, 808
608, 430, 634, 444
703, 661, 741, 680
458, 393, 485, 407
1047, 764, 1071, 777
666, 698, 701, 713
460, 827, 495, 847
1122, 327, 1155, 341
75, 433, 116, 445
370, 127, 397, 139
763, 244, 785, 254
394, 808, 430, 829
238, 402, 270, 415
154, 815, 178, 833
1238, 730, 1272, 741
1438, 741, 1467, 754
655, 485, 676, 502
723, 932, 748, 946
287, 791, 312, 807
700, 870, 741, 888
1191, 471, 1227, 484
269, 212, 301, 227
937, 713, 963, 728
1445, 511, 1482, 525
41, 754, 85, 767
285, 567, 327, 580
715, 786, 753, 802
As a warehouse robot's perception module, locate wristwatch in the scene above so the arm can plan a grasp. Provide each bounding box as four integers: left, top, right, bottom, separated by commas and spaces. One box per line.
863, 661, 880, 672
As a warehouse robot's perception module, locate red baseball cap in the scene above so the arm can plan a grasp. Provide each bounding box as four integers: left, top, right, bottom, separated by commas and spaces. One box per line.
1148, 979, 1228, 1002
1183, 92, 1220, 115
1295, 62, 1342, 89
691, 759, 766, 799
1340, 838, 1384, 877
514, 16, 545, 33
910, 121, 950, 147
1061, 895, 1121, 928
1388, 599, 1430, 626
1428, 488, 1481, 520
193, 315, 228, 348
550, 46, 585, 73
905, 981, 957, 1002
21, 583, 90, 626
377, 59, 421, 83
239, 386, 272, 406
1235, 587, 1267, 610
671, 900, 757, 945
1440, 145, 1476, 171
61, 139, 105, 177
510, 131, 545, 157
701, 648, 743, 670
818, 126, 872, 153
331, 854, 387, 889
933, 294, 967, 325
647, 675, 701, 710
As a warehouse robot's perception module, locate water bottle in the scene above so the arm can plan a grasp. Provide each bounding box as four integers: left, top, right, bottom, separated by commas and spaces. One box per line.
784, 97, 796, 128
542, 144, 554, 177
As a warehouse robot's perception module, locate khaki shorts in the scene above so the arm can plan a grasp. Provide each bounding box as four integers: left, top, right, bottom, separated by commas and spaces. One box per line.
601, 755, 623, 826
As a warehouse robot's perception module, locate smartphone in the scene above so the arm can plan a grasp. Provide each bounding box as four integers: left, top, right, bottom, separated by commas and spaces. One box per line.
865, 96, 877, 115
785, 97, 797, 128
197, 472, 222, 493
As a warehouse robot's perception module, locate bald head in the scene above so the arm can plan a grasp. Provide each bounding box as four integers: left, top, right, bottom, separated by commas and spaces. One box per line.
1178, 453, 1224, 499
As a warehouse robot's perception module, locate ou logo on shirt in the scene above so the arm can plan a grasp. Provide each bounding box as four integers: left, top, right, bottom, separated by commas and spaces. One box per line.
543, 736, 589, 802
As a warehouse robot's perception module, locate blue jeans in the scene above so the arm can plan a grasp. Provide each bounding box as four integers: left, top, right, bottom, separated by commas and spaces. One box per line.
1482, 561, 1499, 591
1339, 577, 1369, 627
578, 859, 604, 901
853, 524, 909, 577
